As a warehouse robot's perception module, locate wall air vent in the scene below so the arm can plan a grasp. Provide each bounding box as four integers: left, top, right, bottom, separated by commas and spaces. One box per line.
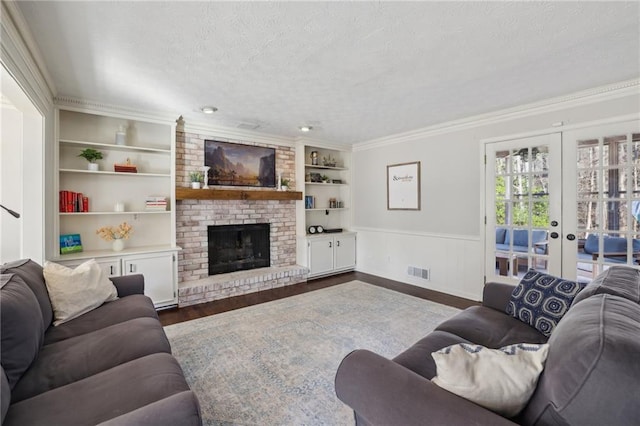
407, 266, 430, 281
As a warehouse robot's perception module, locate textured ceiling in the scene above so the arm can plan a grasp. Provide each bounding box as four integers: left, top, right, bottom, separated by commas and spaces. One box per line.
15, 1, 640, 144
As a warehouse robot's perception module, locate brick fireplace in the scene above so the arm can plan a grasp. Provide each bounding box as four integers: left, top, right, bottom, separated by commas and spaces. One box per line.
175, 120, 308, 307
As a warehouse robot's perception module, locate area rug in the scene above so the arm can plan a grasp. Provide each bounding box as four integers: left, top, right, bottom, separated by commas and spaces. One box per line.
164, 280, 460, 425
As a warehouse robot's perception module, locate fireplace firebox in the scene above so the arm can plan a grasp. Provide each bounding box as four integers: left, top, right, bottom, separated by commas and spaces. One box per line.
208, 223, 270, 275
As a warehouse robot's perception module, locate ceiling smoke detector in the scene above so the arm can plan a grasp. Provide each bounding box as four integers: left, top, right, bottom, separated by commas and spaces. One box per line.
299, 126, 313, 132
201, 106, 218, 114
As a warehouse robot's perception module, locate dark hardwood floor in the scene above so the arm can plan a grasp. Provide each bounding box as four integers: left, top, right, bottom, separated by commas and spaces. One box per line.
158, 271, 479, 326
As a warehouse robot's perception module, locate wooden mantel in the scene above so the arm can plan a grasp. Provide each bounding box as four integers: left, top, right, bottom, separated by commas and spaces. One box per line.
176, 188, 303, 201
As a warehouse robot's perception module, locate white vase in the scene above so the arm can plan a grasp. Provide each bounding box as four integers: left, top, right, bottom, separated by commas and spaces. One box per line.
88, 163, 99, 171
191, 182, 201, 189
112, 239, 124, 252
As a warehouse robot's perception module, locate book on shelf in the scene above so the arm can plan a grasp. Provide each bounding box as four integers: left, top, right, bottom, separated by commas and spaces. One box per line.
145, 196, 168, 211
59, 190, 89, 212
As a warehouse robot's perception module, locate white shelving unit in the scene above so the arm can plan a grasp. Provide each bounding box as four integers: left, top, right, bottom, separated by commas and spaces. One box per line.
295, 143, 355, 277
51, 107, 179, 308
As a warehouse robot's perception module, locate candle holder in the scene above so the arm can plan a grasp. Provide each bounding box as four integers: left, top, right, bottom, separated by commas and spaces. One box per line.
202, 166, 211, 189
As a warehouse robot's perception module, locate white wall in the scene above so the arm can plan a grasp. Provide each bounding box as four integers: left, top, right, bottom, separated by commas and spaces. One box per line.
352, 88, 640, 301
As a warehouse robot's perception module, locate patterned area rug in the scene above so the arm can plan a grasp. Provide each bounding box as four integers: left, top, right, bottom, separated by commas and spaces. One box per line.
164, 280, 460, 425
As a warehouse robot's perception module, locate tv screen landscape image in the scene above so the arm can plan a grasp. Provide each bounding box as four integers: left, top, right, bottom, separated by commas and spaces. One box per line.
204, 140, 276, 187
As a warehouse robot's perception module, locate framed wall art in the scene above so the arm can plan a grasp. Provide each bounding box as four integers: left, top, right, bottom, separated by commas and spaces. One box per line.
204, 140, 276, 187
387, 161, 421, 210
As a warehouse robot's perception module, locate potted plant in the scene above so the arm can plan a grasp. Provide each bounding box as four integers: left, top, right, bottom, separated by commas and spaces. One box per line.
321, 175, 330, 183
189, 171, 203, 189
78, 148, 103, 171
281, 178, 290, 191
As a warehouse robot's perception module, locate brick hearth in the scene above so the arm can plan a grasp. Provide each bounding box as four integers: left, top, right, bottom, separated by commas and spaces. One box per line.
175, 123, 308, 306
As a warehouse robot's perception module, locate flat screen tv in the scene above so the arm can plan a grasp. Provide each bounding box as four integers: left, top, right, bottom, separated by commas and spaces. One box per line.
204, 140, 276, 187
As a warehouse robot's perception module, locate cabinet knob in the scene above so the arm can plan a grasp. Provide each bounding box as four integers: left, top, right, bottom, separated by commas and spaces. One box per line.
337, 240, 340, 247
110, 265, 114, 275
329, 242, 332, 248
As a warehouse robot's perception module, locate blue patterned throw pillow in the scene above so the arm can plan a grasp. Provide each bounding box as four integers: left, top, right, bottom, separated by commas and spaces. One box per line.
506, 269, 586, 337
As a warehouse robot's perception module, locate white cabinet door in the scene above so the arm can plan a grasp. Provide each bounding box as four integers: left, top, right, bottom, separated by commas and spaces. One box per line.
123, 252, 176, 308
59, 258, 121, 278
309, 237, 334, 276
334, 234, 356, 270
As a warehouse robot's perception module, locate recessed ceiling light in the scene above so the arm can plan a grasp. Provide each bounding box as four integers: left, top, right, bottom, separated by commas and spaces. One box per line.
201, 106, 218, 114
299, 126, 313, 132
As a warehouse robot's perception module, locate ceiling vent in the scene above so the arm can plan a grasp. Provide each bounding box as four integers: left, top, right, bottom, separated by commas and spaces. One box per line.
237, 123, 261, 130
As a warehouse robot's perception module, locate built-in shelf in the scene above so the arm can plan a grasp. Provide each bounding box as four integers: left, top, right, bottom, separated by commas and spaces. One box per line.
305, 208, 348, 212
305, 182, 347, 186
304, 164, 347, 170
60, 169, 170, 177
51, 244, 178, 261
59, 211, 170, 216
176, 188, 303, 201
60, 139, 171, 153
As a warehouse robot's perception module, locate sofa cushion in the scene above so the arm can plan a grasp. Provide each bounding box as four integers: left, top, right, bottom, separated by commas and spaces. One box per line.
583, 234, 640, 255
1, 366, 10, 424
431, 343, 549, 417
0, 274, 44, 389
43, 260, 118, 326
503, 229, 547, 248
520, 294, 640, 425
393, 330, 470, 380
12, 317, 171, 402
1, 259, 53, 329
435, 305, 547, 348
44, 294, 158, 345
506, 270, 586, 337
572, 265, 640, 306
3, 353, 192, 426
495, 228, 507, 244
97, 391, 202, 426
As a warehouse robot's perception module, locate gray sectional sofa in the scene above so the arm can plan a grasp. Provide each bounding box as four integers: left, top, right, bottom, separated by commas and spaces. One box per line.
1, 259, 202, 425
335, 266, 640, 425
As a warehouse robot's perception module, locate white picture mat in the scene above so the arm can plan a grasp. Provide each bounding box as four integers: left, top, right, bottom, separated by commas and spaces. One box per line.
387, 162, 420, 210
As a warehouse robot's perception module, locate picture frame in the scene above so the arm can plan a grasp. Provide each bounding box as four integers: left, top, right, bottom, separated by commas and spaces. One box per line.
204, 140, 276, 187
60, 233, 83, 254
387, 161, 421, 210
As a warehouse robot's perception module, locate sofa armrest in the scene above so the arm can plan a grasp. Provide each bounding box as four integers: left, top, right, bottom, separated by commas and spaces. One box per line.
96, 391, 202, 426
335, 349, 517, 426
109, 274, 145, 297
482, 282, 515, 312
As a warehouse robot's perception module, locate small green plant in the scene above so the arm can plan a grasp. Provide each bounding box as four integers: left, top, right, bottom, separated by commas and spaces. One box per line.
281, 178, 290, 188
189, 171, 203, 182
321, 175, 330, 182
78, 148, 103, 163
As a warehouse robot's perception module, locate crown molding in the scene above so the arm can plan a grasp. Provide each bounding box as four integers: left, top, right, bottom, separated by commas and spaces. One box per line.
294, 136, 352, 151
353, 78, 640, 152
54, 96, 181, 125
1, 1, 54, 113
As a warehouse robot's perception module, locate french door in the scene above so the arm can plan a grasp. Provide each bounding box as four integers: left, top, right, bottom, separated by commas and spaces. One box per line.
562, 121, 640, 282
485, 119, 640, 283
485, 133, 562, 282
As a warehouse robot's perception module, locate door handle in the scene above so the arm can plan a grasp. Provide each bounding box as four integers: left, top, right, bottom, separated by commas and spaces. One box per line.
329, 242, 332, 248
129, 264, 135, 273
110, 265, 114, 275
337, 240, 340, 247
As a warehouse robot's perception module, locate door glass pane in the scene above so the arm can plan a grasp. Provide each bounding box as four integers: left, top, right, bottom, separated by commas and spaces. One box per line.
493, 142, 551, 278
575, 133, 640, 281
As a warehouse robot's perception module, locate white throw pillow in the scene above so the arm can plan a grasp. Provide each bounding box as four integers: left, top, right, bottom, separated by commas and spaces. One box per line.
431, 343, 549, 417
43, 259, 118, 326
